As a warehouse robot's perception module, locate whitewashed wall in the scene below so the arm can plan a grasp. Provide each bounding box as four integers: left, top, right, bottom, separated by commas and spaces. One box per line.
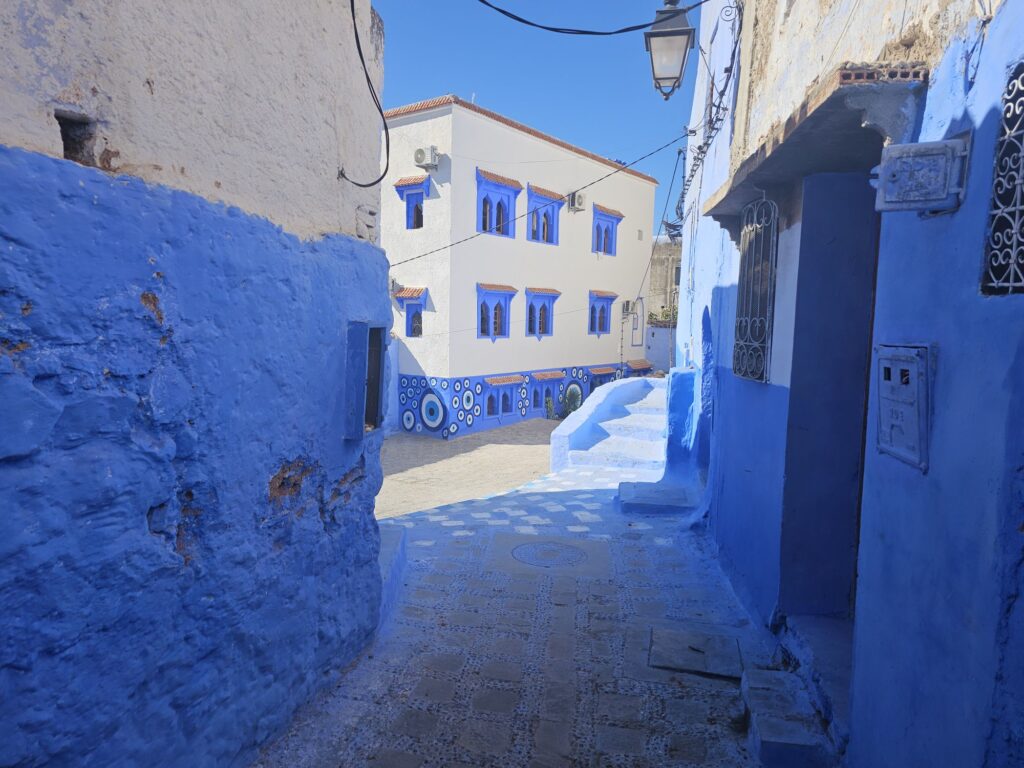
380, 110, 454, 378
445, 106, 656, 378
0, 0, 384, 240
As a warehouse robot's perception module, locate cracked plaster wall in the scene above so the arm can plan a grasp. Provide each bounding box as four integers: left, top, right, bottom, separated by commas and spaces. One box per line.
0, 146, 392, 766
0, 0, 385, 241
731, 0, 1004, 171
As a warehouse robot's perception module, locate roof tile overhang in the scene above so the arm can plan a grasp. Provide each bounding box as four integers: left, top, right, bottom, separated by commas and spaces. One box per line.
627, 359, 653, 370
477, 282, 517, 294
533, 370, 565, 381
589, 290, 618, 299
384, 95, 659, 185
594, 203, 625, 219
704, 64, 928, 224
478, 168, 523, 190
529, 184, 563, 201
484, 374, 525, 386
393, 287, 425, 299
590, 366, 617, 375
526, 287, 562, 296
395, 174, 429, 188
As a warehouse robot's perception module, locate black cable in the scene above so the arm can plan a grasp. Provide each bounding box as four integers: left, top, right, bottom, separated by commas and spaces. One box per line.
629, 147, 684, 311
339, 0, 390, 188
389, 131, 689, 269
475, 0, 713, 36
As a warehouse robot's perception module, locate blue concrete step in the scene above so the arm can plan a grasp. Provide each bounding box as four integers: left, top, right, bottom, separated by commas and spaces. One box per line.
600, 413, 666, 441
624, 389, 667, 416
568, 435, 665, 471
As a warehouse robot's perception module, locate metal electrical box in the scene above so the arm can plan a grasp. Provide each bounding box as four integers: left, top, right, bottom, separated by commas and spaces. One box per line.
871, 138, 968, 213
875, 345, 931, 472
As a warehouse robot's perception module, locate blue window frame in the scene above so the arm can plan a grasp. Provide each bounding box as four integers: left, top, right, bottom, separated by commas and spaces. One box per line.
405, 302, 423, 337
477, 169, 522, 238
525, 288, 559, 339
394, 176, 431, 230
592, 205, 623, 255
588, 291, 616, 336
477, 283, 516, 340
527, 186, 564, 245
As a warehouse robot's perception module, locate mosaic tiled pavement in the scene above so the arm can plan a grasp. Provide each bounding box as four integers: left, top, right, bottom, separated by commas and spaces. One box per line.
255, 467, 773, 767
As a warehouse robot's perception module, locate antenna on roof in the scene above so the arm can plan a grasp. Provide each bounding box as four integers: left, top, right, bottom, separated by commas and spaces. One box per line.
470, 92, 476, 104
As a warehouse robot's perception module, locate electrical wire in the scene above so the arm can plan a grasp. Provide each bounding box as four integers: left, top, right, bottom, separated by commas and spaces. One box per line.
388, 131, 692, 269
475, 0, 713, 36
338, 0, 390, 188
627, 146, 684, 315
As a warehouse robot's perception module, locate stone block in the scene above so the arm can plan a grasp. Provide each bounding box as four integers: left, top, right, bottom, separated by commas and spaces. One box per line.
649, 628, 744, 680
742, 670, 832, 768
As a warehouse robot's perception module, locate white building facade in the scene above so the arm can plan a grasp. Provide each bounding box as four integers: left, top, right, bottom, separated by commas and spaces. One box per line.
381, 96, 657, 438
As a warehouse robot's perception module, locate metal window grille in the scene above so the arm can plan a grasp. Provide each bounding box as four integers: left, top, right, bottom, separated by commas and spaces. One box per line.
733, 199, 779, 382
983, 62, 1024, 295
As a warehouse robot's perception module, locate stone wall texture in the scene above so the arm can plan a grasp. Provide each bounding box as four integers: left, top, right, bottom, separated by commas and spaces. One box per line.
0, 0, 385, 241
0, 145, 391, 767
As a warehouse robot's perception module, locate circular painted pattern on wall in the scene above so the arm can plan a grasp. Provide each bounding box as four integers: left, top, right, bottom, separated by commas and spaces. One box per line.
454, 380, 462, 392
519, 387, 527, 399
452, 395, 460, 408
520, 407, 526, 416
420, 391, 445, 431
458, 410, 465, 421
399, 392, 407, 405
462, 390, 474, 410
463, 378, 471, 389
616, 369, 624, 379
467, 414, 474, 426
415, 423, 423, 432
474, 383, 482, 395
559, 383, 565, 392
430, 377, 437, 387
406, 387, 414, 398
402, 410, 415, 431
512, 541, 588, 569
473, 405, 481, 417
442, 428, 449, 438
441, 380, 449, 389
449, 423, 459, 435
400, 376, 408, 388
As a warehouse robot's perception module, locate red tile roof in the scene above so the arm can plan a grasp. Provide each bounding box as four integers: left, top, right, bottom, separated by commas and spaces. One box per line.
392, 287, 425, 299
590, 290, 618, 299
589, 366, 617, 375
484, 374, 525, 386
394, 174, 429, 187
383, 95, 659, 185
477, 168, 523, 190
594, 203, 625, 218
477, 282, 517, 293
526, 287, 561, 296
533, 370, 565, 381
627, 359, 653, 370
529, 184, 563, 201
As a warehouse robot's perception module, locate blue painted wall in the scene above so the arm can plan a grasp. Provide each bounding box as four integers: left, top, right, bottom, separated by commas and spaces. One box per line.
849, 10, 1024, 767
0, 146, 391, 766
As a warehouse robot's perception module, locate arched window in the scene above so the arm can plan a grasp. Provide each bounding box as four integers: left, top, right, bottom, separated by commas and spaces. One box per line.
495, 201, 506, 234
501, 391, 511, 413
481, 197, 491, 232
538, 303, 549, 335
527, 303, 536, 335
493, 302, 504, 336
531, 209, 539, 240
599, 305, 607, 333
589, 305, 597, 333
487, 394, 497, 416
542, 211, 551, 243
532, 387, 540, 408
594, 225, 602, 251
479, 302, 490, 337
410, 310, 422, 337
412, 201, 423, 229
602, 227, 611, 254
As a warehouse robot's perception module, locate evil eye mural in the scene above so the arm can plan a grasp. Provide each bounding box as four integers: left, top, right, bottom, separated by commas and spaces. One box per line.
396, 363, 624, 438
420, 391, 445, 431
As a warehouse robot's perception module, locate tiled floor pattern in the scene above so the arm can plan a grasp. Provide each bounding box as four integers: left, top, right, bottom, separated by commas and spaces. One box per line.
255, 468, 769, 767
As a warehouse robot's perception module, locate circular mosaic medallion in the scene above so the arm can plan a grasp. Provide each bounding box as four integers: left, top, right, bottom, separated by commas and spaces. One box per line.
449, 423, 458, 435
415, 423, 423, 432
458, 410, 465, 421
615, 369, 623, 379
430, 377, 437, 386
474, 383, 482, 395
452, 395, 460, 408
473, 405, 481, 417
462, 390, 474, 410
463, 378, 471, 389
467, 414, 474, 426
420, 391, 445, 431
399, 392, 407, 405
400, 376, 408, 388
512, 542, 588, 569
441, 380, 449, 389
454, 380, 462, 392
520, 407, 527, 416
401, 410, 415, 431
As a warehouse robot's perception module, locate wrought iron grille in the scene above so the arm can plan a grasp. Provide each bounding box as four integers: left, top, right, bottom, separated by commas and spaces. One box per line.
733, 199, 779, 382
983, 62, 1024, 295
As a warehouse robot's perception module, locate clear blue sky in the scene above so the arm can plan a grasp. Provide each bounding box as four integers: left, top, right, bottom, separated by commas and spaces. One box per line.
372, 0, 700, 232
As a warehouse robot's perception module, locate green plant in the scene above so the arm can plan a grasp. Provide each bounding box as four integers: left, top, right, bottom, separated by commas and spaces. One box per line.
565, 386, 582, 414
545, 395, 556, 420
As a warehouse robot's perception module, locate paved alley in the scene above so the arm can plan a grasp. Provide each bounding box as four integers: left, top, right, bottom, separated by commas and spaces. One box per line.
256, 466, 772, 767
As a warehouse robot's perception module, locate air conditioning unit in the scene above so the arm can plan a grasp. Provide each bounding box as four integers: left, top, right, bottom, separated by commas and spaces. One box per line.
567, 191, 586, 212
413, 145, 439, 170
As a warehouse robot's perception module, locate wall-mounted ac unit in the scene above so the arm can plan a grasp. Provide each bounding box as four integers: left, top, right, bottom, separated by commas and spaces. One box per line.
413, 145, 439, 170
567, 191, 586, 212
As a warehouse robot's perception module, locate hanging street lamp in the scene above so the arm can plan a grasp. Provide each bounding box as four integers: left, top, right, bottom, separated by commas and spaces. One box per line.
644, 0, 697, 100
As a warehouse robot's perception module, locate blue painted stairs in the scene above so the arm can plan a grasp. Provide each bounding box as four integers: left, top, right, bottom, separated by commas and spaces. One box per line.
565, 386, 668, 471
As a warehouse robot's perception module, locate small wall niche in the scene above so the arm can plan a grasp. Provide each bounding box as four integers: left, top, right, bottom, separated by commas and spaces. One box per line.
55, 111, 97, 166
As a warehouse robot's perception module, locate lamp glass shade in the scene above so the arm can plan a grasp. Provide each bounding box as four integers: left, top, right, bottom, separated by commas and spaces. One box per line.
644, 6, 696, 98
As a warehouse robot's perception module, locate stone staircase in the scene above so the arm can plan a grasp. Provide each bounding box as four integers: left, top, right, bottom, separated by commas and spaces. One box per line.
563, 384, 668, 472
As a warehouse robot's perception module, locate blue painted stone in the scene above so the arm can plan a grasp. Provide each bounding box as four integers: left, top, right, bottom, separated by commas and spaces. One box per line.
0, 145, 391, 767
